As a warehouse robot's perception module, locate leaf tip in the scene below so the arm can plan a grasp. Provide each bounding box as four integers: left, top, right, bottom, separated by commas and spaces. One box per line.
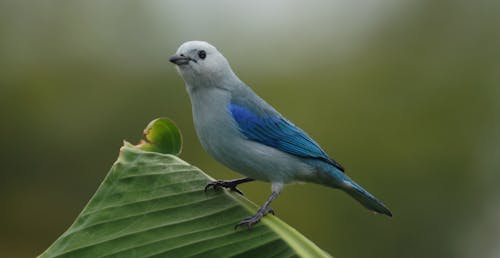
134, 118, 182, 155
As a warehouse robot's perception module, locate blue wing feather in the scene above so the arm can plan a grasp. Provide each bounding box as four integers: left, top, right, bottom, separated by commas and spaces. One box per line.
229, 104, 344, 172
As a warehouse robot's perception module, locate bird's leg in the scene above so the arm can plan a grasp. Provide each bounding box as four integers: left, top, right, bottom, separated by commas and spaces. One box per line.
235, 191, 279, 230
204, 178, 255, 195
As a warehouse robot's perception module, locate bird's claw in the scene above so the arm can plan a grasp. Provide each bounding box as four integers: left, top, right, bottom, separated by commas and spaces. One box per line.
204, 180, 245, 195
234, 206, 275, 230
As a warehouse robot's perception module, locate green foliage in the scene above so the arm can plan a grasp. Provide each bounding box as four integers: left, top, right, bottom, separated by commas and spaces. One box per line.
136, 118, 182, 155
38, 118, 331, 258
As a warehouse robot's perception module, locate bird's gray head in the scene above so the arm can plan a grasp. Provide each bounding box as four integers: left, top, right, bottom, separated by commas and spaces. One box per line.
169, 41, 237, 89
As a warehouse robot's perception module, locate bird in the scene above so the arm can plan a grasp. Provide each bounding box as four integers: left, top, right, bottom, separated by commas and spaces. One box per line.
169, 41, 392, 229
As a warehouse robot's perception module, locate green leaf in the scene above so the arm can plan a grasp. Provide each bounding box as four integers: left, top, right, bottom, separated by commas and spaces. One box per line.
136, 118, 182, 155
38, 118, 332, 258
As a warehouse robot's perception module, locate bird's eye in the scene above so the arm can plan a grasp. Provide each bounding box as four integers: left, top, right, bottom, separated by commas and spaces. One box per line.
198, 50, 206, 59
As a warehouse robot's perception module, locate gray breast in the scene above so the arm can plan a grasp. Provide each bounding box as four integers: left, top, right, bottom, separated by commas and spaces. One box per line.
188, 87, 239, 160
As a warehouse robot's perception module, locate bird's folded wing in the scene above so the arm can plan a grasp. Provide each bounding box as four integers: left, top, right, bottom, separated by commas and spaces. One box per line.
229, 104, 344, 172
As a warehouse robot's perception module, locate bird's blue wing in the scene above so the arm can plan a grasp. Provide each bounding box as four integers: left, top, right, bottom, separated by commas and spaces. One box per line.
229, 104, 344, 172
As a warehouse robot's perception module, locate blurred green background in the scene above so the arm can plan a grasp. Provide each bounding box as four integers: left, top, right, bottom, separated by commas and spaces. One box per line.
1, 1, 499, 257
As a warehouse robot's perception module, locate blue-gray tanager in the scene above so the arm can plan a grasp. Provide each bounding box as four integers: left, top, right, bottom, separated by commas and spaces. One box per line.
169, 41, 392, 228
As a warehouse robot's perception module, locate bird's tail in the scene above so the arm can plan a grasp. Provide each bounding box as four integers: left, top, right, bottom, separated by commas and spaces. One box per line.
307, 161, 392, 216
340, 175, 392, 217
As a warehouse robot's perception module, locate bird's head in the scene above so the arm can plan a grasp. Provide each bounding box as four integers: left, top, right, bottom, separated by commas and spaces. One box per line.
169, 41, 236, 89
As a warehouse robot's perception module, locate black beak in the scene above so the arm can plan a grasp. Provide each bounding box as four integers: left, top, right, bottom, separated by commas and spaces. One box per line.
169, 54, 191, 65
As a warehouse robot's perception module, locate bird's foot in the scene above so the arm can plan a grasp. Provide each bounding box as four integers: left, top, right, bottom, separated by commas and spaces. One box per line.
204, 180, 245, 195
234, 206, 275, 230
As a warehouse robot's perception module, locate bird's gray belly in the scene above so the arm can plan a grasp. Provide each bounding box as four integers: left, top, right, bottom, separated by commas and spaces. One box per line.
196, 121, 313, 183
